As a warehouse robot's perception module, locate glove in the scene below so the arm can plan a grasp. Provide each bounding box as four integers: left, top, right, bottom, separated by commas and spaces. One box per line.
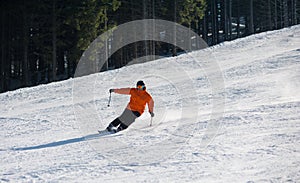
109, 89, 114, 93
149, 111, 154, 117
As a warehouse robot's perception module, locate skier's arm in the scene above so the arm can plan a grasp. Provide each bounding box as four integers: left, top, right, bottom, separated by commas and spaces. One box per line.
148, 97, 154, 113
113, 88, 131, 95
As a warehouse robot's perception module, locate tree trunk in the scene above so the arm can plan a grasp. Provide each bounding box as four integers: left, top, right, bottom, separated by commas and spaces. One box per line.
202, 12, 208, 43
228, 0, 232, 40
104, 7, 108, 71
172, 0, 177, 56
22, 3, 29, 86
7, 11, 12, 90
249, 0, 254, 34
57, 51, 65, 77
236, 0, 240, 38
212, 0, 218, 44
1, 9, 5, 92
294, 0, 297, 25
216, 0, 220, 43
131, 0, 138, 60
283, 0, 289, 27
152, 0, 155, 59
143, 0, 148, 57
224, 0, 228, 40
274, 0, 278, 29
267, 0, 272, 30
52, 0, 57, 81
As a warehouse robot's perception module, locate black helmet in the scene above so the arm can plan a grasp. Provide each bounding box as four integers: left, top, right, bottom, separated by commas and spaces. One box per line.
136, 80, 146, 90
136, 80, 145, 86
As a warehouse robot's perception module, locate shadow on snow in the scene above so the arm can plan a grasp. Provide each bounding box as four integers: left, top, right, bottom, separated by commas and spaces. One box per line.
12, 132, 120, 151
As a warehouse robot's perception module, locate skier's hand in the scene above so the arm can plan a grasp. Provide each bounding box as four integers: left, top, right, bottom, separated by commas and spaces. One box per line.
109, 89, 114, 93
149, 111, 154, 117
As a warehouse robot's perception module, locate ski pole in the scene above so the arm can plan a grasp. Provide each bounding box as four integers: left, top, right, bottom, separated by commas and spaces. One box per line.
150, 117, 153, 126
107, 92, 112, 107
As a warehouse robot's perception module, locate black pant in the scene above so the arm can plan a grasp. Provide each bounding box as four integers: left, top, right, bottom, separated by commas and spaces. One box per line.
109, 109, 141, 131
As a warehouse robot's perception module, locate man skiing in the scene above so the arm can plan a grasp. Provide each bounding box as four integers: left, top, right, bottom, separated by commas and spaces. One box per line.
105, 80, 154, 133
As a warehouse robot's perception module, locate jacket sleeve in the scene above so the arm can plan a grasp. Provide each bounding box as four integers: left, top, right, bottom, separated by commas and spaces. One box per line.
114, 88, 131, 95
147, 97, 154, 113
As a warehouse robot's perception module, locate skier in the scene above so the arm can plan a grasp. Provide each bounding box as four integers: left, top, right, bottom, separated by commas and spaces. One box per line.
105, 80, 154, 133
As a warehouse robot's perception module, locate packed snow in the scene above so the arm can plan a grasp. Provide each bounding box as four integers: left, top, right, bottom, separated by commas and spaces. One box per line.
1, 25, 300, 182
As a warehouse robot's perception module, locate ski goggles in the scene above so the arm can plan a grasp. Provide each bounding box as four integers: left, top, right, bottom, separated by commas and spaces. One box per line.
137, 85, 145, 90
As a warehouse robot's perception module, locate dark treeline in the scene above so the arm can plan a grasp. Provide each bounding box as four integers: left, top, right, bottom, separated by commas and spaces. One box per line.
0, 0, 299, 93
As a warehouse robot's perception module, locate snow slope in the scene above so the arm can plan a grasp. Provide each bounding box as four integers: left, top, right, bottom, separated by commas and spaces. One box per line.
1, 25, 300, 182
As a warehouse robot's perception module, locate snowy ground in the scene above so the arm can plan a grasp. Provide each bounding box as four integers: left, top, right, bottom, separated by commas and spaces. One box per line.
1, 25, 300, 182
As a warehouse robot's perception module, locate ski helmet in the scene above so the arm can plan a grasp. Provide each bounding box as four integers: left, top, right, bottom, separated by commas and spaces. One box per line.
136, 80, 146, 90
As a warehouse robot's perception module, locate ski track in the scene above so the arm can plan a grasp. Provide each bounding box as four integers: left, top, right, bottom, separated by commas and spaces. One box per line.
0, 25, 300, 182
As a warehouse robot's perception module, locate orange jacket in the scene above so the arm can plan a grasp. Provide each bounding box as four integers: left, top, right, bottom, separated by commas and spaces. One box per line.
114, 88, 154, 115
